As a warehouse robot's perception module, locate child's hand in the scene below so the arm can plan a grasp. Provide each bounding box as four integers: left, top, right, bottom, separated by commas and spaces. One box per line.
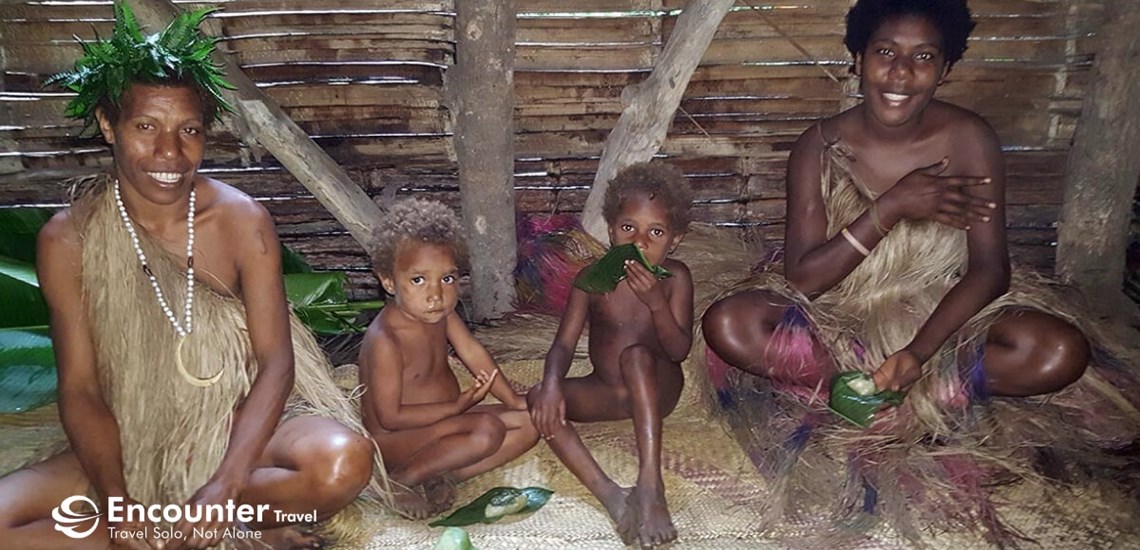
871, 349, 923, 392
624, 259, 668, 311
529, 382, 566, 440
458, 369, 498, 410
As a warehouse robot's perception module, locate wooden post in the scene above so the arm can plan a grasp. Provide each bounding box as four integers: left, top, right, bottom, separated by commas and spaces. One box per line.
579, 0, 734, 242
450, 0, 518, 321
126, 0, 388, 258
1055, 0, 1140, 316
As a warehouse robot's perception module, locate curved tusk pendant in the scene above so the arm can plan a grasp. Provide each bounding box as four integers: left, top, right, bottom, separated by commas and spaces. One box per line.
175, 335, 224, 387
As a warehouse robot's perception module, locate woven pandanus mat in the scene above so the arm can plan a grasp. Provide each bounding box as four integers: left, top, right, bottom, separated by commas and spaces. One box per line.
0, 362, 1136, 549
0, 405, 63, 475
359, 359, 1140, 550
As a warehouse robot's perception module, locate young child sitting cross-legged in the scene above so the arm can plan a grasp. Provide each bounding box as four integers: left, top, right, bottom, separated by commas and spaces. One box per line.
359, 198, 538, 520
529, 162, 695, 548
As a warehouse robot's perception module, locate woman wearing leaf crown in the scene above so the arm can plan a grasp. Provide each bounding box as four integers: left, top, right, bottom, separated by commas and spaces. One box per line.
0, 3, 387, 549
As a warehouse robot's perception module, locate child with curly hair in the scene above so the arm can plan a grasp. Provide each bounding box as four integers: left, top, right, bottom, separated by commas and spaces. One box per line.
359, 198, 538, 520
529, 161, 695, 548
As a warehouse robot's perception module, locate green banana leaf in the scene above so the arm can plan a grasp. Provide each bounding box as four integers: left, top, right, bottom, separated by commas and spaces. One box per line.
429, 486, 554, 527
0, 255, 49, 330
284, 272, 381, 335
432, 527, 479, 550
0, 255, 39, 288
828, 371, 906, 428
0, 208, 51, 263
0, 328, 56, 413
573, 243, 672, 294
0, 209, 57, 412
280, 243, 314, 274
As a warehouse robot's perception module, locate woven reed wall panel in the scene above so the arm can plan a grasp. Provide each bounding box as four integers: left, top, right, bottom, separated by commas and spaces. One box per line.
0, 0, 1104, 299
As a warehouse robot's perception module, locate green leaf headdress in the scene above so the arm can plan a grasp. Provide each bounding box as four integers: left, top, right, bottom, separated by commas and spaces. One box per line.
44, 1, 236, 130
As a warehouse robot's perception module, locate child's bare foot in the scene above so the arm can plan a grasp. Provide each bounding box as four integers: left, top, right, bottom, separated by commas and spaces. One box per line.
605, 486, 635, 544
614, 488, 639, 546
234, 523, 326, 549
392, 482, 435, 520
424, 476, 457, 514
635, 486, 676, 548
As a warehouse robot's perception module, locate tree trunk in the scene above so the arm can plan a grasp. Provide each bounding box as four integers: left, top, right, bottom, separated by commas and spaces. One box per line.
1055, 0, 1140, 317
579, 0, 734, 242
449, 0, 518, 321
127, 0, 387, 258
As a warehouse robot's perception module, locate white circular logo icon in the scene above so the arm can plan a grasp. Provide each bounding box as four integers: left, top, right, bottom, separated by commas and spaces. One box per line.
51, 495, 101, 539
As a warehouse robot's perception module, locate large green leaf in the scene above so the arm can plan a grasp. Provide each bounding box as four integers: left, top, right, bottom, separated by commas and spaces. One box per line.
573, 243, 672, 295
0, 209, 51, 329
0, 328, 57, 413
0, 208, 51, 263
280, 244, 313, 274
0, 255, 39, 288
284, 272, 381, 335
0, 256, 48, 330
429, 486, 554, 527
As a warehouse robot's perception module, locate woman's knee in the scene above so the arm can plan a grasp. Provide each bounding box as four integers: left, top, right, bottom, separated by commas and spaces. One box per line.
303, 430, 374, 501
701, 290, 784, 363
1039, 320, 1090, 388
986, 311, 1090, 395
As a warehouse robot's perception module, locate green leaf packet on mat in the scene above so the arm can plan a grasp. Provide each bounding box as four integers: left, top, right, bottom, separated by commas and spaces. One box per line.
433, 527, 479, 550
573, 243, 672, 294
828, 371, 906, 428
429, 486, 553, 527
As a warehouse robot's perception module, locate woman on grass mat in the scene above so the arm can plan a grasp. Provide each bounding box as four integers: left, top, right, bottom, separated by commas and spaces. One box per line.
0, 3, 387, 549
700, 0, 1140, 545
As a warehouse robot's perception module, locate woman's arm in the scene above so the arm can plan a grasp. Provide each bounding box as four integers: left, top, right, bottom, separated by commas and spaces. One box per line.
783, 122, 887, 297
213, 200, 294, 489
784, 120, 995, 298
906, 118, 1010, 363
874, 117, 1010, 390
38, 211, 131, 501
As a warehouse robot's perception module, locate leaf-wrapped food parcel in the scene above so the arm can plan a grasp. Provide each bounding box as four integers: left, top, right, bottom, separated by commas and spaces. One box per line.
828, 371, 906, 428
432, 527, 478, 550
429, 486, 553, 527
573, 243, 672, 294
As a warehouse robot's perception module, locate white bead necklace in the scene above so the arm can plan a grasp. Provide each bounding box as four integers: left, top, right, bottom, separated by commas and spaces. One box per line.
114, 180, 196, 337
114, 180, 222, 388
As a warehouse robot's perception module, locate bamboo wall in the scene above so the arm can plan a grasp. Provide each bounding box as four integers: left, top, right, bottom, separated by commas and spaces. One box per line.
0, 0, 1106, 299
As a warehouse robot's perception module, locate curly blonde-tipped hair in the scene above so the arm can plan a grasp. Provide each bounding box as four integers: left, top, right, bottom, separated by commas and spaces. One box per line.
371, 198, 469, 278
603, 161, 694, 233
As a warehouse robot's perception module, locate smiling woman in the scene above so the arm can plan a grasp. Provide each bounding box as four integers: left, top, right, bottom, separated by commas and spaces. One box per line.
0, 3, 389, 549
97, 85, 208, 208
698, 0, 1140, 545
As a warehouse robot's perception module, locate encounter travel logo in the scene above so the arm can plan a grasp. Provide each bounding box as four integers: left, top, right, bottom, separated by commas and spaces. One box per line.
51, 495, 102, 539
51, 495, 316, 541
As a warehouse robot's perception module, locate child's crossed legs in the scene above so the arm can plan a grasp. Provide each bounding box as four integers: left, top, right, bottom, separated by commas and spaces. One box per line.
373, 405, 537, 520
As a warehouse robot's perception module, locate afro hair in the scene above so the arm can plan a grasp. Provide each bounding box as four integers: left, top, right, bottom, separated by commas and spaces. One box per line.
845, 0, 976, 69
603, 161, 694, 234
371, 198, 469, 279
